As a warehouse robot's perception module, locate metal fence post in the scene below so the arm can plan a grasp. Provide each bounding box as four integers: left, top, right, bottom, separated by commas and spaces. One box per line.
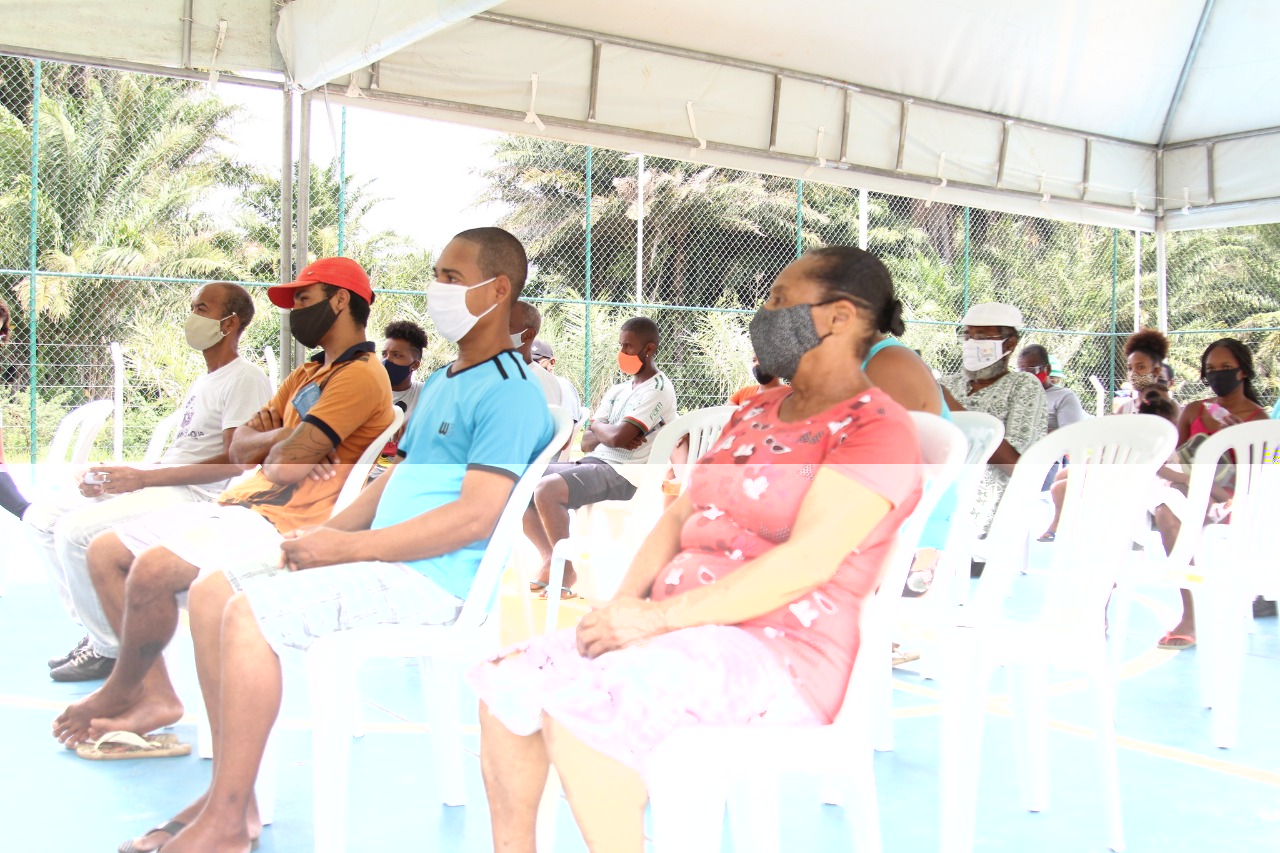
294, 90, 312, 369
962, 206, 971, 313
337, 106, 347, 256
584, 146, 593, 406
1110, 229, 1118, 396
1132, 229, 1142, 333
795, 179, 803, 257
858, 188, 868, 251
1155, 219, 1168, 334
27, 59, 41, 464
278, 88, 294, 381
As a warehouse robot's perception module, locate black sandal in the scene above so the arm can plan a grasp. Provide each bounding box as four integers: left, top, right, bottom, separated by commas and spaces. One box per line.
119, 820, 186, 853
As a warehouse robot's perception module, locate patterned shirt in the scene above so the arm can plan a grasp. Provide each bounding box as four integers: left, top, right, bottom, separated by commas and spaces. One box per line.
941, 370, 1047, 533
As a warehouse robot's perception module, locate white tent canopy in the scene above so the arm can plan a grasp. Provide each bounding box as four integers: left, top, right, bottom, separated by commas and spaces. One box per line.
3, 0, 1279, 232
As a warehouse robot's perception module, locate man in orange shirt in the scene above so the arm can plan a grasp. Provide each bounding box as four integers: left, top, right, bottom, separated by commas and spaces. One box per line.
728, 355, 784, 405
53, 258, 393, 749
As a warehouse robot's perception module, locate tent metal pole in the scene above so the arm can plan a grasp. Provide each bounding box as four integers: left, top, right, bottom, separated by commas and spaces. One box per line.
181, 0, 193, 68
795, 180, 803, 257
27, 59, 40, 464
295, 90, 312, 368
278, 88, 294, 381
1110, 229, 1118, 396
337, 106, 347, 255
1133, 229, 1142, 332
1159, 0, 1217, 148
584, 146, 593, 407
962, 207, 971, 313
858, 188, 868, 250
1155, 220, 1168, 334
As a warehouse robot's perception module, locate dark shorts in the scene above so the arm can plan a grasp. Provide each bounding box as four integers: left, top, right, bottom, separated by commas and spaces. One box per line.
545, 457, 637, 509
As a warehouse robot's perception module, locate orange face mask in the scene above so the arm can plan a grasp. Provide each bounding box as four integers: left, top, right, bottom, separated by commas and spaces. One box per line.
618, 350, 645, 375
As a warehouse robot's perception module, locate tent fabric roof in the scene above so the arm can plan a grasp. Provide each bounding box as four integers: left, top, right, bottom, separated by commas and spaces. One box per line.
3, 0, 1278, 231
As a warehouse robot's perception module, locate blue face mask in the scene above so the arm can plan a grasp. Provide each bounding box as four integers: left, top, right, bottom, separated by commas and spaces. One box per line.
383, 359, 413, 387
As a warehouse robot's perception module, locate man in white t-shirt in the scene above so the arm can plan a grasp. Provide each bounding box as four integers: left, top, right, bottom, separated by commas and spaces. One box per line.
531, 338, 583, 422
508, 301, 562, 406
369, 320, 428, 478
25, 282, 272, 681
523, 317, 677, 597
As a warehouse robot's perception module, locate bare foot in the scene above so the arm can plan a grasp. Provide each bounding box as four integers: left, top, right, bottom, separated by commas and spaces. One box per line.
52, 685, 140, 745
87, 691, 184, 743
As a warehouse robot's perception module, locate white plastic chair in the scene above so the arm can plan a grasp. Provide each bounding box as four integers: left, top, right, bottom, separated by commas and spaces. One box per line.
1113, 419, 1280, 748
542, 405, 736, 632
633, 411, 965, 853
939, 415, 1178, 853
332, 406, 404, 514
302, 407, 573, 853
45, 399, 114, 467
142, 411, 182, 464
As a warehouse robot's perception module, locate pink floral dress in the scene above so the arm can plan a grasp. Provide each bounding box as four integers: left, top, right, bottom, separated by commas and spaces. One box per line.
467, 386, 922, 776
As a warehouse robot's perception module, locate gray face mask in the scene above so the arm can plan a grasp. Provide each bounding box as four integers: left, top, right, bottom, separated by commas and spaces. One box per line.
748, 302, 833, 382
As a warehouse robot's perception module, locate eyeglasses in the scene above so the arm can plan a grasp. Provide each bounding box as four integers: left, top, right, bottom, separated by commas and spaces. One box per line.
957, 330, 1007, 341
1018, 364, 1049, 374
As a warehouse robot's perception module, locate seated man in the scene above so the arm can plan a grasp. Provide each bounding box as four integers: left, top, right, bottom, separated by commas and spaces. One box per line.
524, 317, 677, 598
509, 300, 562, 406
532, 338, 583, 422
52, 257, 393, 750
728, 354, 784, 404
115, 227, 553, 853
369, 320, 428, 479
27, 282, 271, 682
940, 302, 1047, 543
1017, 344, 1086, 433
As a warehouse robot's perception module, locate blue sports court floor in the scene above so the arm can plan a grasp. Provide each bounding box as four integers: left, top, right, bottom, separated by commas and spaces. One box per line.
2, 511, 1278, 852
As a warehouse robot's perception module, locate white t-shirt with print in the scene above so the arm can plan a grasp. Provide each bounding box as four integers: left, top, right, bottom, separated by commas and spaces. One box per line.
392, 379, 424, 421
162, 358, 272, 485
530, 361, 563, 407
587, 371, 678, 467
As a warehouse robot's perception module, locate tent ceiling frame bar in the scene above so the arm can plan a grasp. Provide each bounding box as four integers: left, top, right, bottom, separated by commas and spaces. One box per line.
587, 40, 601, 121
1159, 0, 1216, 148
0, 44, 285, 89
325, 84, 1164, 221
180, 0, 194, 69
1082, 138, 1093, 196
839, 89, 853, 163
1164, 124, 1280, 150
768, 75, 782, 151
995, 121, 1010, 187
476, 12, 1156, 152
1206, 143, 1215, 204
895, 101, 909, 172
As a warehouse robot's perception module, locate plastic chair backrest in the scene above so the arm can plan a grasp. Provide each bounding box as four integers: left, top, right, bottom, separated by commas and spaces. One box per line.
646, 405, 737, 473
1168, 419, 1280, 594
142, 412, 183, 464
833, 411, 967, 725
45, 400, 114, 465
970, 414, 1178, 627
332, 407, 405, 515
455, 406, 574, 630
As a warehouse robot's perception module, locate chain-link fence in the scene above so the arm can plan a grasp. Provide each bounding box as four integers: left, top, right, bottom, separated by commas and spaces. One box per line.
2, 56, 1277, 470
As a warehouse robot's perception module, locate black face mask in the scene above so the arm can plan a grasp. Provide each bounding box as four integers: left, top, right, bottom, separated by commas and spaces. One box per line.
383, 359, 413, 387
1204, 368, 1242, 398
752, 364, 776, 386
290, 298, 338, 349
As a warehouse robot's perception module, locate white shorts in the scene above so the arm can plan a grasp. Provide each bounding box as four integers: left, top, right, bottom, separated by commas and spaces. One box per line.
224, 559, 463, 657
115, 502, 283, 580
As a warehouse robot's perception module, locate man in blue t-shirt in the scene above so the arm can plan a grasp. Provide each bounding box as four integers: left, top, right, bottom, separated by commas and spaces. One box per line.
117, 228, 553, 853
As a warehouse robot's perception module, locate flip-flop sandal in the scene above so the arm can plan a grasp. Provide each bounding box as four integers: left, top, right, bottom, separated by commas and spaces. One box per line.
539, 586, 581, 601
76, 730, 192, 761
119, 820, 186, 853
64, 731, 181, 752
892, 649, 921, 667
529, 581, 550, 593
1037, 532, 1056, 542
1157, 632, 1196, 650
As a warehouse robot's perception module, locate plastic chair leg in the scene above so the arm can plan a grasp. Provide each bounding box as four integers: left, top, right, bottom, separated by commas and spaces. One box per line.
307, 647, 358, 853
1009, 661, 1049, 813
843, 753, 884, 853
939, 632, 990, 853
545, 543, 571, 635
649, 752, 730, 853
1087, 665, 1126, 851
535, 768, 562, 853
729, 775, 780, 853
256, 728, 279, 827
1209, 589, 1247, 749
423, 655, 467, 806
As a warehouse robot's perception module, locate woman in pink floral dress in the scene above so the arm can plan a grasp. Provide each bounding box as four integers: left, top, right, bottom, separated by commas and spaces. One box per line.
470, 247, 924, 853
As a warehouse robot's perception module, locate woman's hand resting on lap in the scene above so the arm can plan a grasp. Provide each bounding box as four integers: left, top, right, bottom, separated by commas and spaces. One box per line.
576, 598, 669, 658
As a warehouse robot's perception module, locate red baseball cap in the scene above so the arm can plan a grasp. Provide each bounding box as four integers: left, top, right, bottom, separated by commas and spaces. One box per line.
267, 257, 375, 309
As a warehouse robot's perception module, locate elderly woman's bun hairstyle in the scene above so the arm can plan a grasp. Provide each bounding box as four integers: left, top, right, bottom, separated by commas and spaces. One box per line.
1124, 328, 1169, 362
803, 246, 905, 351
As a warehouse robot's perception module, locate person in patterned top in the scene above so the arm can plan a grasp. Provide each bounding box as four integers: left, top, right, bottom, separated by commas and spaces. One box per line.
469, 246, 922, 852
940, 302, 1048, 539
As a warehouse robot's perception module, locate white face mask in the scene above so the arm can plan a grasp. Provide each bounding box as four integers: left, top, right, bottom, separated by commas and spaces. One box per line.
510, 329, 527, 349
962, 338, 1007, 372
185, 313, 231, 351
425, 278, 496, 343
